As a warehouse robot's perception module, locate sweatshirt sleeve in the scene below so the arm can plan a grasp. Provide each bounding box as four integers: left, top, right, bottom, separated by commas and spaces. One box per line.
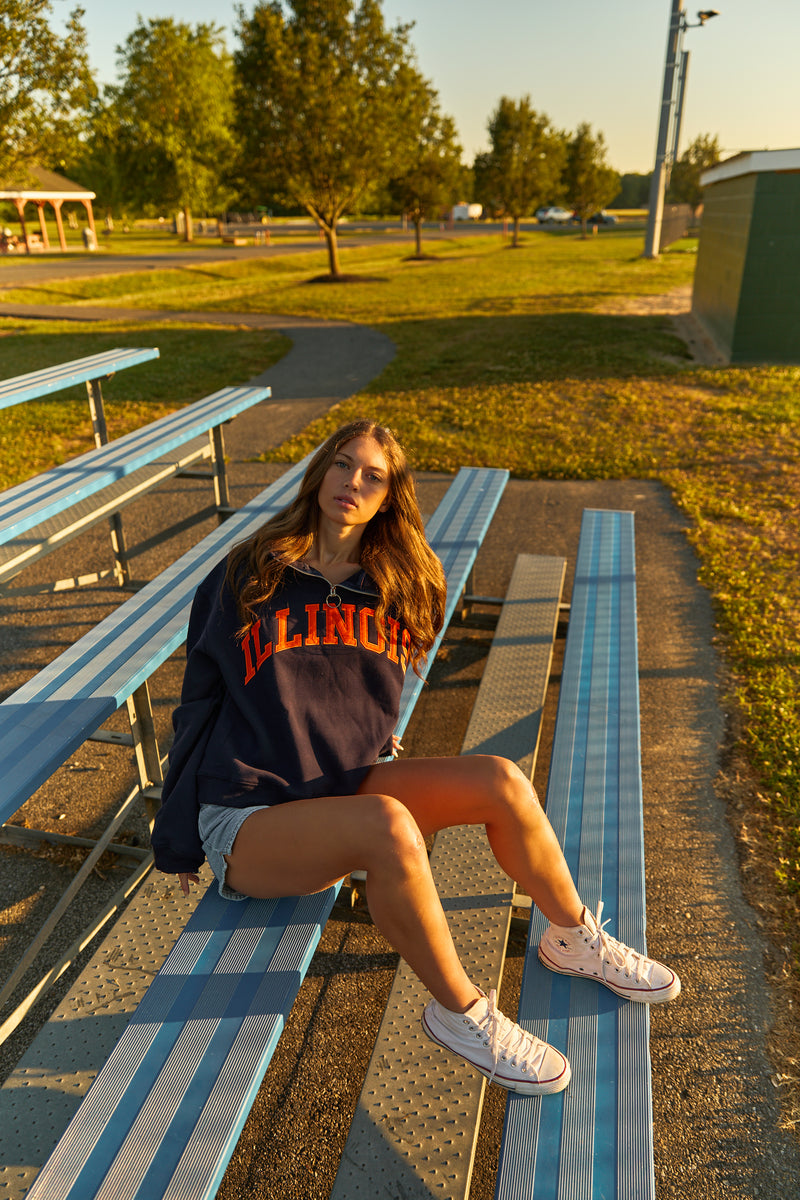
150, 566, 226, 873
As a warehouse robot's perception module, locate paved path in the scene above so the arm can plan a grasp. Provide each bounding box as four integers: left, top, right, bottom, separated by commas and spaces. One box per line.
0, 301, 397, 459
0, 222, 543, 288
0, 240, 330, 285
0, 236, 391, 287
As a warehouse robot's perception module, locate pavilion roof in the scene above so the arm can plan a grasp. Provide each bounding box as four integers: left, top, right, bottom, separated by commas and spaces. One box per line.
0, 166, 95, 201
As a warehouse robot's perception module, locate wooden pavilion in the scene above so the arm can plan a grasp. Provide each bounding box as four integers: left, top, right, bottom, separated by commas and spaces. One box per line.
0, 166, 97, 252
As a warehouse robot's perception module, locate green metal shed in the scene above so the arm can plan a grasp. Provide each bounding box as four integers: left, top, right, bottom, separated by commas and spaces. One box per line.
692, 148, 800, 363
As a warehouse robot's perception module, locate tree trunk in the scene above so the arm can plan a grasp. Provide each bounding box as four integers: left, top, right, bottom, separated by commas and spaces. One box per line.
414, 216, 423, 257
512, 215, 521, 247
183, 205, 193, 243
323, 223, 341, 278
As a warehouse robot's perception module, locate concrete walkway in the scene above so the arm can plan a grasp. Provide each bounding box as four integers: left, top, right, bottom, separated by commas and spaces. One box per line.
0, 299, 798, 1199
0, 301, 397, 460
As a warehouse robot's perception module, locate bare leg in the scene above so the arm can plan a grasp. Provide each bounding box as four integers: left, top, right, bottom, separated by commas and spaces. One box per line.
223, 754, 582, 1012
359, 755, 584, 927
223, 792, 480, 1012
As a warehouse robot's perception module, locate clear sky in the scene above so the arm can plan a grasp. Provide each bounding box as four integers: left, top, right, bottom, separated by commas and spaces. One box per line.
56, 0, 800, 175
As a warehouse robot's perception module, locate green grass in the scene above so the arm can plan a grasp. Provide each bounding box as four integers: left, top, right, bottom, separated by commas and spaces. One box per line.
0, 222, 328, 263
0, 225, 214, 259
0, 321, 288, 487
2, 230, 798, 907
0, 229, 692, 313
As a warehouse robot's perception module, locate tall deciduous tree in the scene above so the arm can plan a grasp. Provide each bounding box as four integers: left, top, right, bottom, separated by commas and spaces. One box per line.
0, 0, 95, 182
388, 86, 464, 258
71, 92, 147, 221
234, 0, 425, 278
669, 133, 720, 213
107, 18, 235, 239
616, 172, 651, 209
471, 151, 497, 218
564, 123, 621, 237
477, 97, 566, 247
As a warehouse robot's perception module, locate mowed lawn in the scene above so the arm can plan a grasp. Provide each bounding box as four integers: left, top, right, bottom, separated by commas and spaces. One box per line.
2, 229, 798, 923
0, 321, 289, 486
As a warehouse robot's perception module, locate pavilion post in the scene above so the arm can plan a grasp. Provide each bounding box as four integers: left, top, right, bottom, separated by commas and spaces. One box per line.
82, 198, 97, 238
12, 199, 30, 253
52, 199, 67, 251
35, 201, 50, 249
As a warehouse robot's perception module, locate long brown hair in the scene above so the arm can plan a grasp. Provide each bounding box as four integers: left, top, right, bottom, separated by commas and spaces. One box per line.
225, 420, 447, 674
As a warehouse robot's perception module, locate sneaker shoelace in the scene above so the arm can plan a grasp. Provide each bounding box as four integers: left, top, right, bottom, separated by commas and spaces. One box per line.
584, 901, 653, 985
470, 989, 547, 1084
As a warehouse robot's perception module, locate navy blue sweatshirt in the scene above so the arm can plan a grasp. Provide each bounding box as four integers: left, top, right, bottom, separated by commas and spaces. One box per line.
151, 558, 409, 874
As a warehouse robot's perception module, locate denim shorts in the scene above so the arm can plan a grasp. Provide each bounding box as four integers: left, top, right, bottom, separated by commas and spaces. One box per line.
198, 802, 271, 901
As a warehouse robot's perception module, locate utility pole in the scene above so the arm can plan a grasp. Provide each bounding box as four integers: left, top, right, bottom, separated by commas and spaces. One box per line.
644, 0, 685, 259
644, 4, 719, 259
667, 49, 690, 188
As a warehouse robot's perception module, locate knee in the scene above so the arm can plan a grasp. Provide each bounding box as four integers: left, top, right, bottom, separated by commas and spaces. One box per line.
362, 794, 427, 870
477, 756, 544, 820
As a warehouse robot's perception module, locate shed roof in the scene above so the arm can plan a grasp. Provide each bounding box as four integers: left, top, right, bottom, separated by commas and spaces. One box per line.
701, 148, 800, 188
0, 166, 95, 201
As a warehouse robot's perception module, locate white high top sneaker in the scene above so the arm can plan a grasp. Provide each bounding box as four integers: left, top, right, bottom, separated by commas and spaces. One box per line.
422, 988, 570, 1095
538, 902, 681, 1004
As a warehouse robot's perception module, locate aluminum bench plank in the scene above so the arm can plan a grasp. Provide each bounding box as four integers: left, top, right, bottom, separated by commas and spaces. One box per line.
0, 450, 312, 828
330, 553, 567, 1200
0, 467, 506, 827
0, 869, 214, 1200
495, 509, 654, 1200
394, 466, 512, 742
17, 468, 509, 1200
0, 384, 269, 546
0, 437, 212, 584
0, 348, 160, 410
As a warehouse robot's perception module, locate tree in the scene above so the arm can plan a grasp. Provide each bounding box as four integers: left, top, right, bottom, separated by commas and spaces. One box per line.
70, 91, 148, 220
564, 123, 621, 237
106, 18, 236, 239
477, 97, 566, 247
388, 85, 464, 258
471, 151, 498, 218
233, 0, 425, 278
669, 133, 721, 213
615, 172, 651, 210
0, 1, 95, 183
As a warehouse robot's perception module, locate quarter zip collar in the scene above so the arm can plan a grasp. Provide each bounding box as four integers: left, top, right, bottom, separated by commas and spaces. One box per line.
285, 558, 379, 599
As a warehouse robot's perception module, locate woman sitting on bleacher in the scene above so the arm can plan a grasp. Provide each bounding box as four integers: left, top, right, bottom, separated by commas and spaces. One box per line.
152, 418, 679, 1097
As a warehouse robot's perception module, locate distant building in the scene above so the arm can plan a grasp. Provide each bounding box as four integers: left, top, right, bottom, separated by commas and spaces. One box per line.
692, 148, 800, 363
0, 166, 97, 252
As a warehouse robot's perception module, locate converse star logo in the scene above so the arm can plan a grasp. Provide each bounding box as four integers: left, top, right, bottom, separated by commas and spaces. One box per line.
557, 938, 569, 950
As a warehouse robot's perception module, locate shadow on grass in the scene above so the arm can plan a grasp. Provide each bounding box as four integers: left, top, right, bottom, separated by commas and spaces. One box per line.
369, 309, 693, 391
257, 311, 711, 482
0, 323, 291, 489
304, 273, 388, 285
0, 323, 289, 409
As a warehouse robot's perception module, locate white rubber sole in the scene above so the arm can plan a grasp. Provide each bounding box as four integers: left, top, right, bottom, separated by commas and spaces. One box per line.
421, 1007, 571, 1095
538, 944, 682, 1005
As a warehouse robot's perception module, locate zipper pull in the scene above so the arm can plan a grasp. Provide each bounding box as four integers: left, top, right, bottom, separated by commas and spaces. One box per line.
325, 585, 342, 609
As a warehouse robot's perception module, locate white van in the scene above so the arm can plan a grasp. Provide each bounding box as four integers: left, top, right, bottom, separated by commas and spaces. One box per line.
452, 204, 483, 221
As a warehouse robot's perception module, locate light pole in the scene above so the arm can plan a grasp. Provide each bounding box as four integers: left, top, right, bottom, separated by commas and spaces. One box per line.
643, 4, 719, 259
667, 47, 691, 187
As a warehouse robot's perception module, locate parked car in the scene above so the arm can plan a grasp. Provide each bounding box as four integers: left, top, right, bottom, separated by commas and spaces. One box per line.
536, 206, 572, 224
572, 210, 618, 226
